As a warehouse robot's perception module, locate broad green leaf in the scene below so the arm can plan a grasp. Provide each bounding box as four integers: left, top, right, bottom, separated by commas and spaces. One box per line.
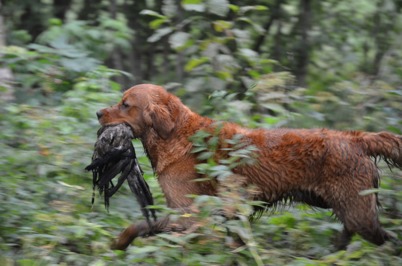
147, 27, 173, 43
239, 48, 257, 59
207, 0, 230, 17
182, 0, 203, 3
240, 5, 269, 14
183, 4, 206, 12
229, 4, 240, 12
237, 17, 265, 34
150, 18, 169, 30
162, 0, 178, 17
261, 103, 287, 114
140, 9, 167, 19
191, 146, 207, 153
210, 165, 230, 173
184, 57, 209, 72
196, 151, 214, 160
359, 188, 381, 196
263, 116, 281, 125
213, 20, 232, 32
169, 31, 190, 50
215, 71, 233, 80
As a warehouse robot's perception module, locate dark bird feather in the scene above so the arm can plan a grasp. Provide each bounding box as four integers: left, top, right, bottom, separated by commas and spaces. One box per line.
85, 124, 157, 225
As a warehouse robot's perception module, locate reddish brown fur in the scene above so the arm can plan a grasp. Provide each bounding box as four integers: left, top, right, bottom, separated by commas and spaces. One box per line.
97, 84, 402, 250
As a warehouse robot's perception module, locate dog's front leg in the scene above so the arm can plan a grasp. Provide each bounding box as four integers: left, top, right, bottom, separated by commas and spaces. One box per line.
111, 209, 196, 250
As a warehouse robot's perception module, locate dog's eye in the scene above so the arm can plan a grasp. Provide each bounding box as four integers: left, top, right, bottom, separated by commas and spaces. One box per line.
121, 101, 129, 108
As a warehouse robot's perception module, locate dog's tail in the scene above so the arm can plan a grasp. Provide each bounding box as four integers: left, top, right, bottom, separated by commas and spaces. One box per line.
361, 131, 402, 169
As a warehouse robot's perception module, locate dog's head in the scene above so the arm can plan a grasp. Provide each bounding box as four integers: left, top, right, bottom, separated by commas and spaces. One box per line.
97, 84, 177, 139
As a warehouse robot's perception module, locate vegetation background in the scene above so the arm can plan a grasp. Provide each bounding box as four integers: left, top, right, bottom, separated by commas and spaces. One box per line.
1, 0, 402, 265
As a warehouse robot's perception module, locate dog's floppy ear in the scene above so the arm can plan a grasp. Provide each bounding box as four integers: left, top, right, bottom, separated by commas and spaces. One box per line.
144, 103, 175, 140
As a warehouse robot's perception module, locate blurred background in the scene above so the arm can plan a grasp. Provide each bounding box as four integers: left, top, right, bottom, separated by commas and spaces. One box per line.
0, 0, 401, 265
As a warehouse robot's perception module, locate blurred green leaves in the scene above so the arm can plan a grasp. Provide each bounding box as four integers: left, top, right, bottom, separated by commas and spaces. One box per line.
141, 1, 273, 98
1, 18, 132, 103
1, 0, 402, 265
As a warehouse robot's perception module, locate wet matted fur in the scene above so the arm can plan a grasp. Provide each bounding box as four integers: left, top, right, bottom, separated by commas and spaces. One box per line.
96, 84, 402, 250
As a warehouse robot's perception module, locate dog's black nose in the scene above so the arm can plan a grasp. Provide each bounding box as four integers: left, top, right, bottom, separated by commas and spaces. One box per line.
96, 110, 103, 119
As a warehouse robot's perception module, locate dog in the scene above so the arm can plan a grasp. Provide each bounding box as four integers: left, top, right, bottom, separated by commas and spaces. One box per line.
96, 84, 402, 250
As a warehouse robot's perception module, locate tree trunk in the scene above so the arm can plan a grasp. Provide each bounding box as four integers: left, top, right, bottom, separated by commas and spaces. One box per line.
252, 0, 283, 53
53, 0, 72, 21
174, 0, 184, 83
272, 20, 284, 71
294, 0, 311, 87
124, 0, 149, 84
0, 0, 15, 101
108, 0, 126, 88
19, 3, 46, 41
370, 0, 392, 77
78, 0, 101, 23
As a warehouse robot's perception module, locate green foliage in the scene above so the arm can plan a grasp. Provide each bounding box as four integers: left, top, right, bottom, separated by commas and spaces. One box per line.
1, 78, 401, 264
141, 1, 274, 98
37, 18, 133, 61
287, 75, 402, 132
0, 73, 132, 265
1, 0, 402, 265
1, 18, 131, 103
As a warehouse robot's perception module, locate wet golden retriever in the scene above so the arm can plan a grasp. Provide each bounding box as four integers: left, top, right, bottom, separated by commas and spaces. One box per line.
96, 84, 402, 250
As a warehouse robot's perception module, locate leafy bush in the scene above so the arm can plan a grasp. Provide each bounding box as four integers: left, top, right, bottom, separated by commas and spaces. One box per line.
0, 72, 128, 265
1, 74, 401, 265
141, 1, 274, 101
1, 18, 131, 104
1, 1, 401, 264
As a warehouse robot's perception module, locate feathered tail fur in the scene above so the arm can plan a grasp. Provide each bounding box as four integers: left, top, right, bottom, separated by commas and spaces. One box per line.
362, 131, 402, 169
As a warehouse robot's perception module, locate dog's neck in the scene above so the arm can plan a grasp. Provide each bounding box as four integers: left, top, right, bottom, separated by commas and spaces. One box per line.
140, 111, 213, 175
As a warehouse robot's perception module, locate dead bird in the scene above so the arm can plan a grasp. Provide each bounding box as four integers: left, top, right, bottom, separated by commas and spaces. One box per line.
85, 123, 157, 225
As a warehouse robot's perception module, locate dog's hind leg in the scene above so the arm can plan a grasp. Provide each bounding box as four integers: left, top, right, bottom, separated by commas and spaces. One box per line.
335, 228, 353, 250
334, 190, 389, 249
